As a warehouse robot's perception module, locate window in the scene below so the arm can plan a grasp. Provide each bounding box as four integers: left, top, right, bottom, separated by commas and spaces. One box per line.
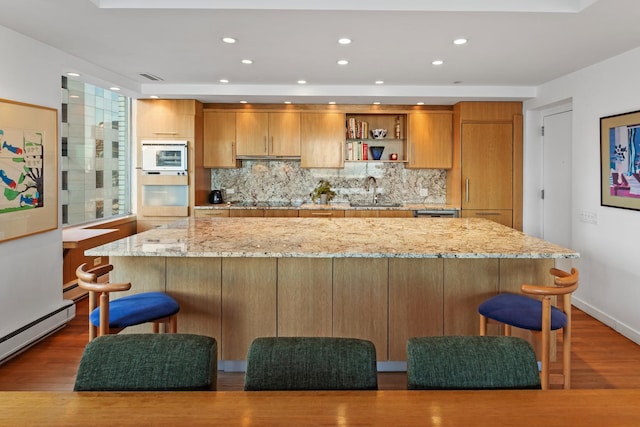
61, 77, 131, 225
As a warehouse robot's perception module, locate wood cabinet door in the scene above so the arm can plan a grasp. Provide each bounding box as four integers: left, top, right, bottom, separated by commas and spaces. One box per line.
407, 112, 453, 169
298, 209, 345, 218
221, 258, 277, 360
137, 99, 195, 138
461, 209, 513, 228
203, 111, 238, 168
333, 258, 388, 360
461, 123, 513, 210
300, 112, 345, 168
269, 112, 301, 156
236, 112, 269, 156
229, 209, 264, 217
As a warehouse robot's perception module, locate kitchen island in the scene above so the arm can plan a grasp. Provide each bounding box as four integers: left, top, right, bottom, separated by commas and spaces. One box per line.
86, 217, 578, 369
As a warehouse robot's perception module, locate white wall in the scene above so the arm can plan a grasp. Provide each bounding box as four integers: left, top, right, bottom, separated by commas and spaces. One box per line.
0, 26, 68, 338
524, 47, 640, 344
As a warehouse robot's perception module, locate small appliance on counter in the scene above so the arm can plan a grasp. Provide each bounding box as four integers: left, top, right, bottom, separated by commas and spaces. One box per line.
209, 190, 224, 204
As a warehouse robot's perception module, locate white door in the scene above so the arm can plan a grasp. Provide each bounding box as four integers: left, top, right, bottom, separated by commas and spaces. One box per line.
542, 109, 572, 248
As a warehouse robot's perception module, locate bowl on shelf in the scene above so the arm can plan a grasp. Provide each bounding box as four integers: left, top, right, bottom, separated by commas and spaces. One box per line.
370, 146, 385, 160
370, 129, 387, 139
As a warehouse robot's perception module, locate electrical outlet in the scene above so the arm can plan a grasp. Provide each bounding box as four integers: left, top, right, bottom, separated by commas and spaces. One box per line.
225, 188, 235, 194
420, 188, 429, 197
93, 257, 102, 266
580, 211, 598, 225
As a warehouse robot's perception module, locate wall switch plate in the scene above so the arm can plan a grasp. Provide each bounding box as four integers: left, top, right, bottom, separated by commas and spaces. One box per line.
580, 211, 598, 225
420, 188, 429, 197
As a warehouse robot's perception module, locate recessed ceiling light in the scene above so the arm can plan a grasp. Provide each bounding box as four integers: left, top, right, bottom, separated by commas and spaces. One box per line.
67, 72, 80, 77
222, 37, 237, 44
375, 80, 384, 85
453, 38, 468, 45
432, 60, 444, 66
338, 38, 352, 45
297, 80, 307, 84
109, 87, 121, 91
241, 59, 253, 64
150, 95, 159, 99
219, 79, 229, 83
337, 59, 349, 65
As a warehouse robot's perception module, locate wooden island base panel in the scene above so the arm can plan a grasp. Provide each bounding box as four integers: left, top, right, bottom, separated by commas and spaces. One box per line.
85, 217, 579, 368
3, 390, 640, 426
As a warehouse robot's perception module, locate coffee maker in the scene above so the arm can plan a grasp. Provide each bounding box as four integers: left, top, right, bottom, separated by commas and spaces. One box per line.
209, 190, 224, 204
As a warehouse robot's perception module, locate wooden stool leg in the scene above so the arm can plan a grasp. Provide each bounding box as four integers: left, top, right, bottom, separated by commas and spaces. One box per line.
479, 314, 487, 336
152, 322, 160, 333
169, 315, 177, 333
504, 324, 512, 336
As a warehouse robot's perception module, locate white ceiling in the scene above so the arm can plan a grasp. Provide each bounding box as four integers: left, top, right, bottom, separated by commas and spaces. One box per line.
1, 0, 639, 105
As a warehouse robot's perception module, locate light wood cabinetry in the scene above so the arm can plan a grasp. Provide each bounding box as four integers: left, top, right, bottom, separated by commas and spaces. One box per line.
136, 100, 207, 232
236, 112, 300, 157
298, 209, 345, 218
344, 210, 414, 218
407, 112, 453, 169
277, 258, 333, 336
333, 258, 388, 361
450, 102, 523, 230
137, 99, 197, 139
203, 111, 239, 168
389, 258, 444, 360
221, 258, 277, 360
300, 112, 345, 168
194, 209, 230, 218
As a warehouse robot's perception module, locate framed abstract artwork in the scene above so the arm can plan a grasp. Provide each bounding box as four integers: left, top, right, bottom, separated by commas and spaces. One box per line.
0, 98, 58, 242
600, 109, 640, 211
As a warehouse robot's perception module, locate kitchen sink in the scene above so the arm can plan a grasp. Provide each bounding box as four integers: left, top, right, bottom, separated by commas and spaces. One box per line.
350, 203, 403, 208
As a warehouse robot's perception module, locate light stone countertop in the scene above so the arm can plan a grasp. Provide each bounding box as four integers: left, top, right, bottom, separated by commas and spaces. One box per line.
86, 217, 579, 259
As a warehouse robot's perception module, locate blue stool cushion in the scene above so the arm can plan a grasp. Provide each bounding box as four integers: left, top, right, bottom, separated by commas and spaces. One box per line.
478, 293, 567, 331
90, 292, 180, 329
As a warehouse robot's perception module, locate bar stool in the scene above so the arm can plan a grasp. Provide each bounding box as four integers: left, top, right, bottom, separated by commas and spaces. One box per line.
478, 267, 579, 389
76, 263, 180, 341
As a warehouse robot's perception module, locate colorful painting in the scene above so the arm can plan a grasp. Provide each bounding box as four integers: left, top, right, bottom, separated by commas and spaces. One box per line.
0, 99, 57, 242
0, 128, 45, 213
601, 110, 640, 210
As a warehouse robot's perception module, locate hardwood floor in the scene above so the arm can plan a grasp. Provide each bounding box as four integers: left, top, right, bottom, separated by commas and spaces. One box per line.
1, 297, 639, 391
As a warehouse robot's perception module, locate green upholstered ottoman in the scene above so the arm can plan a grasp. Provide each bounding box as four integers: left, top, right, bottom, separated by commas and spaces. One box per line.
74, 333, 217, 391
407, 336, 541, 390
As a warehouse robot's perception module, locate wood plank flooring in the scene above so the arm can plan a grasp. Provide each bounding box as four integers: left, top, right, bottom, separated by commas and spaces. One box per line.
1, 297, 639, 391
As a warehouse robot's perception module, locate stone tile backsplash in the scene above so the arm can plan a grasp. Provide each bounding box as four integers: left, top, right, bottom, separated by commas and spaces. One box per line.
210, 161, 446, 205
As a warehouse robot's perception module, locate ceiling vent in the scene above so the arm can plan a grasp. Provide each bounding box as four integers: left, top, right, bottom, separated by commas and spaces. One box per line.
139, 72, 164, 81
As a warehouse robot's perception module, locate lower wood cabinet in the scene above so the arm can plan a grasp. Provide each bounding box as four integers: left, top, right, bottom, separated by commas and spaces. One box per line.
109, 255, 554, 363
461, 209, 513, 228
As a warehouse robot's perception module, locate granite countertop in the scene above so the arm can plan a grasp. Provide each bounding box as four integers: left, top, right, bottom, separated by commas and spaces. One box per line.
194, 202, 459, 211
86, 217, 579, 259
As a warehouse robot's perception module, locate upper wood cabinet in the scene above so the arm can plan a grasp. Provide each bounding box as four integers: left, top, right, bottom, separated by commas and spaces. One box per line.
300, 112, 345, 168
407, 112, 453, 169
236, 112, 300, 157
137, 99, 197, 138
203, 111, 239, 168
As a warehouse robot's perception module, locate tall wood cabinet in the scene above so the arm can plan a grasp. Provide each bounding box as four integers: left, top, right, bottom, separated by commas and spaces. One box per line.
136, 99, 208, 232
449, 102, 523, 230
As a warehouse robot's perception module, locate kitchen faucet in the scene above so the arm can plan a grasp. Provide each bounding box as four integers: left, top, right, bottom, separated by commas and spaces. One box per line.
366, 176, 378, 204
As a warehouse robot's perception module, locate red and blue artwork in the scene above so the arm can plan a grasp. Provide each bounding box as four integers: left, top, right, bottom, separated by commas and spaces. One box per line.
609, 124, 640, 198
0, 128, 44, 213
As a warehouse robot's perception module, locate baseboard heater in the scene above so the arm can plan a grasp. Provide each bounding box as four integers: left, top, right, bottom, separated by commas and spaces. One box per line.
0, 301, 76, 364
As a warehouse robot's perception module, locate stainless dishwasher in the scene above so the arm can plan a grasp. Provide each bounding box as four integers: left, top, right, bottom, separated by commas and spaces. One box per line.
413, 209, 459, 218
